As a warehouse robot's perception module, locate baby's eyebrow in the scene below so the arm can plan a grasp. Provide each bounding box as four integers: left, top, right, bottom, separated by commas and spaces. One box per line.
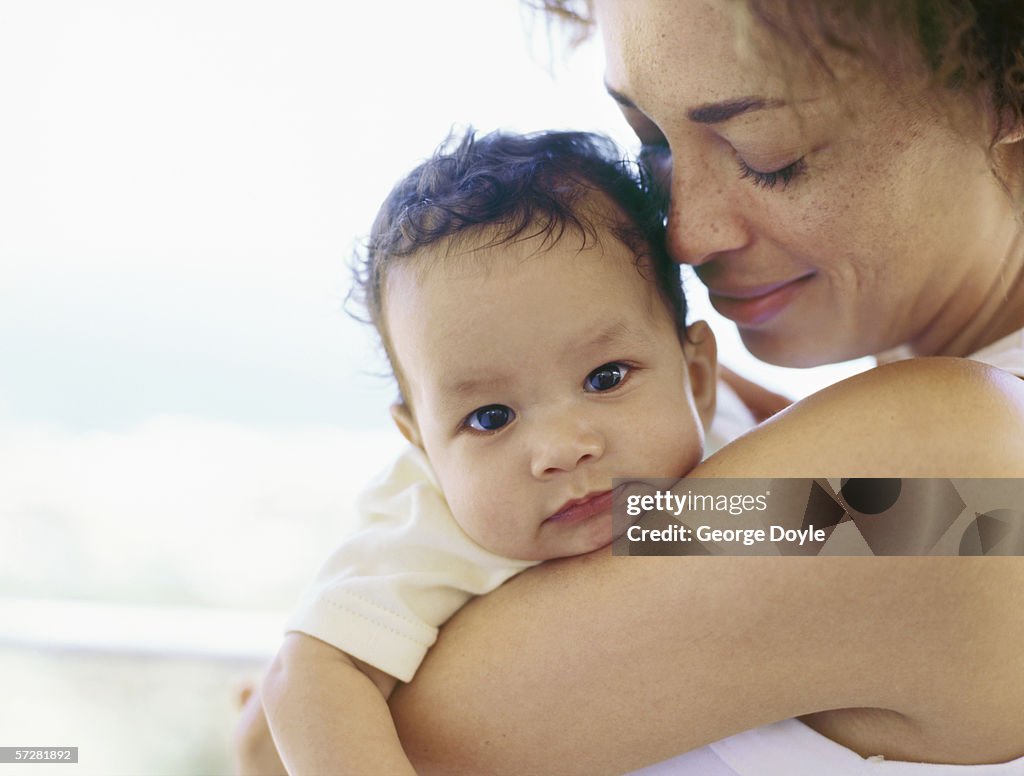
576, 320, 636, 354
440, 374, 505, 400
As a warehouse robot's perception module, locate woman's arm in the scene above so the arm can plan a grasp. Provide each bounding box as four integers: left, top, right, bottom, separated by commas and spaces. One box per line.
390, 359, 1024, 774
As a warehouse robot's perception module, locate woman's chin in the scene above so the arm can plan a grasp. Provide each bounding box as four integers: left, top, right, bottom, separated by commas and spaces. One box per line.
737, 329, 872, 369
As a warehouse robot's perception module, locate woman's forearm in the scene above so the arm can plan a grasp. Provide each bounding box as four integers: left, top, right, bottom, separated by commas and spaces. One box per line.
391, 360, 1024, 774
392, 553, 1023, 774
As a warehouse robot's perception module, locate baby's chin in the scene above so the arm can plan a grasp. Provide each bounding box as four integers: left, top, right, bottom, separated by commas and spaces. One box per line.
534, 513, 616, 562
459, 519, 615, 563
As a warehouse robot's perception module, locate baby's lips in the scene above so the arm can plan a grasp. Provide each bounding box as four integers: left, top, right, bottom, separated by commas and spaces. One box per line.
547, 490, 614, 524
614, 478, 661, 507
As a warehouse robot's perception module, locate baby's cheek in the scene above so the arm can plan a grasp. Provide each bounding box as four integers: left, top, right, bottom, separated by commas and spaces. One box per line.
429, 467, 483, 540
659, 414, 705, 477
453, 488, 526, 554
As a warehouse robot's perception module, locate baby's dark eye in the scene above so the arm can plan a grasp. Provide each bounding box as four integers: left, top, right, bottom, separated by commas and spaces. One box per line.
466, 404, 515, 432
585, 363, 630, 392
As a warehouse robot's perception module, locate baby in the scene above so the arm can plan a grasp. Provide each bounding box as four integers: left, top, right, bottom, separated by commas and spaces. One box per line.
261, 129, 719, 774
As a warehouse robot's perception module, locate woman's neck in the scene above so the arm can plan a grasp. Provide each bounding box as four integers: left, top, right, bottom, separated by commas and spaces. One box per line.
913, 222, 1024, 358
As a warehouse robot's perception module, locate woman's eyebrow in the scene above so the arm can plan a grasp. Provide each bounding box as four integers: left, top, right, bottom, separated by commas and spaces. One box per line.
604, 82, 784, 125
686, 97, 785, 124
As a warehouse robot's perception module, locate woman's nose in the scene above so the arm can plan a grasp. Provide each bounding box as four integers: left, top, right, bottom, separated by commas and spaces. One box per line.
664, 156, 751, 266
529, 414, 606, 479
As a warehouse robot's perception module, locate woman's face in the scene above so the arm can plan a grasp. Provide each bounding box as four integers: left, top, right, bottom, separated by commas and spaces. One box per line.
593, 0, 1022, 366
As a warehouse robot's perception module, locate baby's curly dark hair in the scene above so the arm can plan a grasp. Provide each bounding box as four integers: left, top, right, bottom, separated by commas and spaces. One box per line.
351, 129, 685, 397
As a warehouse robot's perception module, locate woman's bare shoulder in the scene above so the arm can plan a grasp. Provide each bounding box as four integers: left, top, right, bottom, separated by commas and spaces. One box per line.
698, 357, 1024, 478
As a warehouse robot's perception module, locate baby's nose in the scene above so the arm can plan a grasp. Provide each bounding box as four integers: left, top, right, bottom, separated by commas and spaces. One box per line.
529, 414, 606, 479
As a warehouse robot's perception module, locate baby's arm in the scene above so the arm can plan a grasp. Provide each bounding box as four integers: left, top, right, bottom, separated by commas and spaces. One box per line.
262, 632, 415, 776
250, 445, 532, 774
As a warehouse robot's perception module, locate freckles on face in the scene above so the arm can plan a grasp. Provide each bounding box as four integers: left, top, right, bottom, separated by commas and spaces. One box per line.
593, 0, 1017, 364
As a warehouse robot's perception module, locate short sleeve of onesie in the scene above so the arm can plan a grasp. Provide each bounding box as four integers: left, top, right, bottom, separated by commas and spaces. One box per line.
285, 446, 537, 682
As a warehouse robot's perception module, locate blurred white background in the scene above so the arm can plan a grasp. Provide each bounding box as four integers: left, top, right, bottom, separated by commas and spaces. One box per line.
0, 2, 869, 773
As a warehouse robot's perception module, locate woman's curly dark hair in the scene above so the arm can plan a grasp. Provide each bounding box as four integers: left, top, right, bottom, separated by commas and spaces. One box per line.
351, 128, 685, 395
529, 0, 1024, 146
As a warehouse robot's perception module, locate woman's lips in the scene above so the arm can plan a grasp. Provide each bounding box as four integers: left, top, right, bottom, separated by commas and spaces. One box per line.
707, 275, 814, 327
546, 490, 614, 525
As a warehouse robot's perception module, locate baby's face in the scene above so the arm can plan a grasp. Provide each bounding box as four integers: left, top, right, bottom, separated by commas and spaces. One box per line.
386, 224, 715, 561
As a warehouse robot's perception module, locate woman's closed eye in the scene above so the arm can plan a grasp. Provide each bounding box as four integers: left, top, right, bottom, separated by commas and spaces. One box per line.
584, 362, 632, 393
643, 140, 807, 193
638, 143, 673, 213
735, 155, 807, 190
464, 404, 515, 433
639, 141, 672, 179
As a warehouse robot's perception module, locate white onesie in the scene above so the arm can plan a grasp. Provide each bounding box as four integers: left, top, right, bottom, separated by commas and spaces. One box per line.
285, 379, 754, 681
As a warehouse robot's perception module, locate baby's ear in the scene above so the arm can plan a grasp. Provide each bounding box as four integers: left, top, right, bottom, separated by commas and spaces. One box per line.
682, 320, 717, 430
390, 402, 423, 449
